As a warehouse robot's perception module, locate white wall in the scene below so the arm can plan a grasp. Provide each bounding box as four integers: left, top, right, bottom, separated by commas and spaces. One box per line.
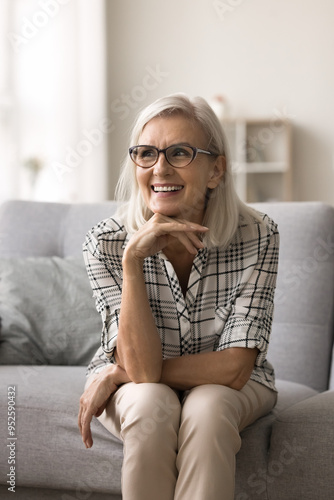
106, 0, 334, 204
1, 0, 108, 204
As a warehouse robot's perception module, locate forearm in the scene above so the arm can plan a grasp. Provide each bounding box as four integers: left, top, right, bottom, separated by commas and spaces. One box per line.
116, 258, 163, 383
160, 348, 258, 391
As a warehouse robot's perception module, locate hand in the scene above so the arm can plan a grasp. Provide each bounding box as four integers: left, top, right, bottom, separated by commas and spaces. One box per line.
78, 366, 119, 449
124, 213, 209, 262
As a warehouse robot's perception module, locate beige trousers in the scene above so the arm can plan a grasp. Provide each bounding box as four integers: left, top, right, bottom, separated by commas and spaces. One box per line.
98, 380, 277, 500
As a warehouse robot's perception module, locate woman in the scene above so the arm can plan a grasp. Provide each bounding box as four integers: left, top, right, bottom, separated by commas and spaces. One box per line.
78, 93, 279, 500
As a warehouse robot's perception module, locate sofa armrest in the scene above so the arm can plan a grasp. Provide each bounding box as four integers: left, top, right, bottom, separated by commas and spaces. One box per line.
267, 391, 334, 500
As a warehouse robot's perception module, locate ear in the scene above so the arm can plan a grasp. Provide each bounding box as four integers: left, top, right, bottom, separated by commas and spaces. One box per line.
207, 156, 226, 189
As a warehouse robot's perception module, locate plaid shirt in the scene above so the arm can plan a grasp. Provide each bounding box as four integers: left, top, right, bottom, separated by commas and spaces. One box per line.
83, 212, 279, 391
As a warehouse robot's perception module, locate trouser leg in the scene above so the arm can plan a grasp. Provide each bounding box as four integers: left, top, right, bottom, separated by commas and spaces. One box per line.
97, 382, 181, 500
174, 380, 277, 500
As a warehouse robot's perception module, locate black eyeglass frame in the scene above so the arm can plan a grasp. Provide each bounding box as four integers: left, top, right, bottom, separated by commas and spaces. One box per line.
129, 144, 215, 168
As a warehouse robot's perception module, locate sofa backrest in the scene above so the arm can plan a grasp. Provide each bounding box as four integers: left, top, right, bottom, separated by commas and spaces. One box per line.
0, 200, 118, 257
252, 202, 334, 392
1, 200, 333, 391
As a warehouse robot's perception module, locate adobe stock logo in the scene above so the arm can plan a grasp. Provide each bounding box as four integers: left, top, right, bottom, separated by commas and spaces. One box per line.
7, 0, 71, 53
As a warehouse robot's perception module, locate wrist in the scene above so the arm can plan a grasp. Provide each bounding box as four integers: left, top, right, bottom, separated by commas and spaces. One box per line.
100, 364, 119, 388
122, 251, 144, 277
104, 363, 130, 387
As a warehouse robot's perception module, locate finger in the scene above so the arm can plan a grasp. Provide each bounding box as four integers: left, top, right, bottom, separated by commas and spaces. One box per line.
151, 213, 208, 233
153, 213, 208, 231
81, 410, 94, 448
170, 231, 202, 254
169, 224, 207, 250
156, 221, 208, 236
78, 406, 82, 433
174, 220, 209, 233
182, 230, 206, 248
94, 400, 108, 418
154, 224, 207, 252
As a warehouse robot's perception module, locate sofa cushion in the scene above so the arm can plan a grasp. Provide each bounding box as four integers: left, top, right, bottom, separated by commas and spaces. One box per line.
267, 390, 334, 500
0, 366, 317, 498
0, 366, 123, 494
235, 379, 318, 500
0, 257, 101, 365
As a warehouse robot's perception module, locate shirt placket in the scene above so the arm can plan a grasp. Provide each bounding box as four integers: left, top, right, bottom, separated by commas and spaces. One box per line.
162, 249, 207, 355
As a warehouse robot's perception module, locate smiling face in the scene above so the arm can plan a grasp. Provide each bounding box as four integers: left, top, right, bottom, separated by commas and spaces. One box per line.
135, 114, 224, 224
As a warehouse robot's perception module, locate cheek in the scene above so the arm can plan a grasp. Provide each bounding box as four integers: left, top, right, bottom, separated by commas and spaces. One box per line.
190, 173, 211, 195
135, 169, 146, 189
183, 181, 208, 210
136, 171, 152, 201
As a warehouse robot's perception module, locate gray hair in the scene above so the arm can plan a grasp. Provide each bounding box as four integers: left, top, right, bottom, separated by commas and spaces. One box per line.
115, 93, 259, 248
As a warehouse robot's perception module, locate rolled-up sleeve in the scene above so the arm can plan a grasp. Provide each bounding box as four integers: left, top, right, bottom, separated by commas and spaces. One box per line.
83, 218, 126, 357
214, 219, 280, 368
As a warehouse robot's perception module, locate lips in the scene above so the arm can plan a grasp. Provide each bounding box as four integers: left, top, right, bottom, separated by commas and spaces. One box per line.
152, 185, 183, 192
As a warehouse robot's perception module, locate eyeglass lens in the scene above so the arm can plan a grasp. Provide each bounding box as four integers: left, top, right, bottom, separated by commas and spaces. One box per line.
131, 145, 195, 168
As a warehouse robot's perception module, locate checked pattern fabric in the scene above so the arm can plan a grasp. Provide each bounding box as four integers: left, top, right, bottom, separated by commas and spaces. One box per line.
83, 212, 279, 391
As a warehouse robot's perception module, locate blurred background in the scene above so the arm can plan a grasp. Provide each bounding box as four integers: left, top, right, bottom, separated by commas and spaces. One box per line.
1, 0, 333, 205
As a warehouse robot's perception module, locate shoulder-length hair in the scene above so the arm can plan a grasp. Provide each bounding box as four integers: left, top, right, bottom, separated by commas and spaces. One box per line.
115, 93, 261, 249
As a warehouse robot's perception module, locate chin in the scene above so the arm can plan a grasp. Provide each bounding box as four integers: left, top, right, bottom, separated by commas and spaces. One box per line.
150, 203, 179, 217
152, 209, 179, 217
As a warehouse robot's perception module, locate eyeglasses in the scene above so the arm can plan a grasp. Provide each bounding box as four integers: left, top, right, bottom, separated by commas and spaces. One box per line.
129, 144, 214, 168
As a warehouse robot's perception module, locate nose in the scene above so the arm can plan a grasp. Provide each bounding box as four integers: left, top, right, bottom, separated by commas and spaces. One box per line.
152, 151, 173, 175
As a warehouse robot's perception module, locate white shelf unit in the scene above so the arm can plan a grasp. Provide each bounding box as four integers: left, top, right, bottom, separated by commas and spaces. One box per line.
222, 118, 292, 203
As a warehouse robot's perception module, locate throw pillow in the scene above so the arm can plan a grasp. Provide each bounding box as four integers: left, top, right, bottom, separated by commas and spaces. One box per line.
0, 257, 101, 366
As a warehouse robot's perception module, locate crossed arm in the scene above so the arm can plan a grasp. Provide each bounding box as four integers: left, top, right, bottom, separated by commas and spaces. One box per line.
78, 214, 258, 448
78, 347, 258, 449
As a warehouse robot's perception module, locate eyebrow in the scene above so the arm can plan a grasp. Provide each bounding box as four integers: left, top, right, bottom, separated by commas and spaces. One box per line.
137, 142, 193, 148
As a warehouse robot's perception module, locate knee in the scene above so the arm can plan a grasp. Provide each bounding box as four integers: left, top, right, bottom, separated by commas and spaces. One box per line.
181, 384, 241, 438
121, 383, 181, 435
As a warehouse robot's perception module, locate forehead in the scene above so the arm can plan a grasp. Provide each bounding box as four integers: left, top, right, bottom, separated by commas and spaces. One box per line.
139, 114, 206, 146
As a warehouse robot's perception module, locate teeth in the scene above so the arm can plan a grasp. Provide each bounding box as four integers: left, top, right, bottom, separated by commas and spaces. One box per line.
153, 186, 183, 192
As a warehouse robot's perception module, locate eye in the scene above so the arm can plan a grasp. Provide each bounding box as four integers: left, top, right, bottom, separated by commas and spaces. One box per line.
139, 147, 157, 159
170, 146, 192, 158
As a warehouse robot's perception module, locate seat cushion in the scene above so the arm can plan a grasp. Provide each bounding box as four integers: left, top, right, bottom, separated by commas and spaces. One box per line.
0, 486, 120, 500
0, 366, 317, 497
0, 366, 123, 494
268, 390, 334, 500
235, 379, 318, 500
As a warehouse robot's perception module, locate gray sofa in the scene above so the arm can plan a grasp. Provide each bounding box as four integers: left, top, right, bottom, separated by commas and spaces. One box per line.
0, 199, 333, 500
